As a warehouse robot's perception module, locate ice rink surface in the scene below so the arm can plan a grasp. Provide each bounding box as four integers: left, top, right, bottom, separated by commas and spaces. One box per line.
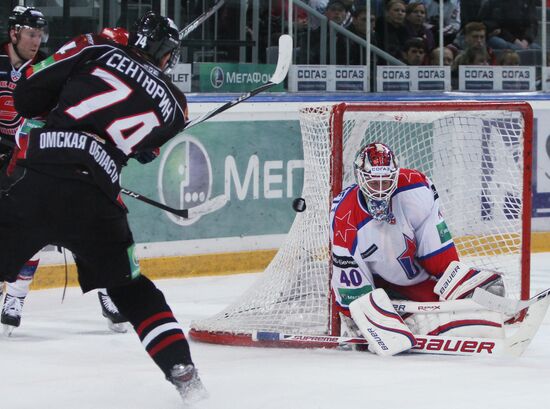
1, 253, 549, 409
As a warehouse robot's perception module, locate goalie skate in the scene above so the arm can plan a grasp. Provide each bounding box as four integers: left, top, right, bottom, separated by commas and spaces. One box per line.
168, 364, 209, 405
98, 292, 128, 333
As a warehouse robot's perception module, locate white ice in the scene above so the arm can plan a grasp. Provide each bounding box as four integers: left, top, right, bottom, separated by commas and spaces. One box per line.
1, 253, 550, 409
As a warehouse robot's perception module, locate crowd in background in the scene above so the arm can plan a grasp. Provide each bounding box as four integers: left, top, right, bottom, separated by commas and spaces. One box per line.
2, 0, 546, 71
286, 0, 541, 68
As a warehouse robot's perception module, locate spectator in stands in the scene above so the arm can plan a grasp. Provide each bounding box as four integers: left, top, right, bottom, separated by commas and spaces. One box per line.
423, 0, 460, 45
346, 6, 378, 65
458, 22, 497, 64
362, 0, 386, 19
309, 0, 329, 14
308, 0, 352, 29
308, 0, 329, 30
498, 50, 521, 66
430, 46, 454, 65
338, 0, 356, 26
453, 45, 491, 68
347, 6, 373, 40
405, 1, 435, 53
324, 0, 348, 25
376, 0, 410, 60
478, 0, 540, 50
298, 0, 348, 64
402, 37, 427, 65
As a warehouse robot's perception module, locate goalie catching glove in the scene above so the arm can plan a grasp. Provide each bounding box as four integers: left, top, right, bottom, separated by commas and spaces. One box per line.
434, 261, 505, 301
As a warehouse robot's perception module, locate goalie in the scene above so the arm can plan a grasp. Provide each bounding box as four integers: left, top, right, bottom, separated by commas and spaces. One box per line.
330, 142, 505, 356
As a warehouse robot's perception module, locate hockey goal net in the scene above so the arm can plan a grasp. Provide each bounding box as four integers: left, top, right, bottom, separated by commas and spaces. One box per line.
189, 101, 533, 347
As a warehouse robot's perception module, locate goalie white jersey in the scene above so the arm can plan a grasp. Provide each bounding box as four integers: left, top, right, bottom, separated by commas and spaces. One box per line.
330, 168, 459, 310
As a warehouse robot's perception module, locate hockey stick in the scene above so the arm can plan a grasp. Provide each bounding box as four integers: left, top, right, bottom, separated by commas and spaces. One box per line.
252, 331, 504, 356
472, 287, 550, 316
1, 130, 227, 219
2, 36, 291, 216
252, 295, 550, 357
179, 0, 226, 39
121, 188, 227, 218
391, 298, 484, 314
184, 34, 293, 130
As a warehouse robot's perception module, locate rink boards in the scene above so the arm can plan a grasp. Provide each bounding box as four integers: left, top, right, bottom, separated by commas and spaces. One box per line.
31, 93, 550, 288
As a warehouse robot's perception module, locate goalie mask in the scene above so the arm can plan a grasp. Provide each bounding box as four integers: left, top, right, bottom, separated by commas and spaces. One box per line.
354, 142, 399, 223
129, 11, 181, 73
8, 6, 49, 44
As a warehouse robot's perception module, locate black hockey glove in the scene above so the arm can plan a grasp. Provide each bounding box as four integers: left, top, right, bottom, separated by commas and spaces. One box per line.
133, 148, 160, 164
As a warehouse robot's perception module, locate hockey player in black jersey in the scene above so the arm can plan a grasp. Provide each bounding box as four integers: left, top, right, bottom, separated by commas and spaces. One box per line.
0, 6, 128, 335
0, 6, 47, 332
0, 12, 207, 403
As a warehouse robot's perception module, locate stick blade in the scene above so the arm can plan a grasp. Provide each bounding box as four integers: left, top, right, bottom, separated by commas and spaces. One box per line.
472, 288, 523, 315
187, 194, 228, 218
269, 34, 293, 84
504, 296, 550, 357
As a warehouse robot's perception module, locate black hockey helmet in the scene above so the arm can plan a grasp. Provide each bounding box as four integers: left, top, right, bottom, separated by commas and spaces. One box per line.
8, 6, 49, 43
128, 11, 181, 72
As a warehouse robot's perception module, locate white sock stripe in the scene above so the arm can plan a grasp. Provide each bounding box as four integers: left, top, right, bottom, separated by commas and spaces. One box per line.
141, 322, 182, 348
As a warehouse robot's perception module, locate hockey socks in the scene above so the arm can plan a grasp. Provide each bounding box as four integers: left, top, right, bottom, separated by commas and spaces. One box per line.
107, 276, 193, 376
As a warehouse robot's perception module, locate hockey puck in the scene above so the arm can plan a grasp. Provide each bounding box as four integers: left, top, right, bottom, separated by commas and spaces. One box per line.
292, 197, 306, 212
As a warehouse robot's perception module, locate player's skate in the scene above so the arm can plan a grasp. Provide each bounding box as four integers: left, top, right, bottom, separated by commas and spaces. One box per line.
98, 291, 128, 333
1, 293, 25, 336
168, 364, 208, 405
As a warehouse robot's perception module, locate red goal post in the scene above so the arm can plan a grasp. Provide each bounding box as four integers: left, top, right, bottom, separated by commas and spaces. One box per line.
189, 101, 533, 348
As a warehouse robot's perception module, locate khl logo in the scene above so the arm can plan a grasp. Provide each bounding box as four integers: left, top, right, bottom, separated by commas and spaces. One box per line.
210, 66, 224, 89
157, 134, 213, 226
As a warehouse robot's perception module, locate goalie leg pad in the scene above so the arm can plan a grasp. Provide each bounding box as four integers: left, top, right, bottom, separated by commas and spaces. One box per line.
434, 261, 504, 301
405, 309, 505, 338
349, 289, 416, 356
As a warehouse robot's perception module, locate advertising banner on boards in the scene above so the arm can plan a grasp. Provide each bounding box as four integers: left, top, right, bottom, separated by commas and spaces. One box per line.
376, 66, 451, 92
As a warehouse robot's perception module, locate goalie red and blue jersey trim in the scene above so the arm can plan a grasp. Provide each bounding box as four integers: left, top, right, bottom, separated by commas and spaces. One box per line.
417, 243, 459, 277
393, 182, 429, 196
332, 186, 371, 253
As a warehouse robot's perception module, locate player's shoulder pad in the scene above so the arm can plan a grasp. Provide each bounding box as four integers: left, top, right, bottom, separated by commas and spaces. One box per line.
54, 33, 114, 59
332, 185, 368, 219
333, 184, 356, 203
396, 168, 430, 192
332, 185, 370, 250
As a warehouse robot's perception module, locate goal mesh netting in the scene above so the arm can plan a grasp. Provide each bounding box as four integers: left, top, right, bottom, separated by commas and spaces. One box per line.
190, 102, 532, 347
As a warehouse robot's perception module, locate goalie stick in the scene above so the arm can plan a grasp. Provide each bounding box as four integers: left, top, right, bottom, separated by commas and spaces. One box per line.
473, 287, 550, 316
252, 294, 550, 357
120, 188, 227, 219
184, 34, 293, 130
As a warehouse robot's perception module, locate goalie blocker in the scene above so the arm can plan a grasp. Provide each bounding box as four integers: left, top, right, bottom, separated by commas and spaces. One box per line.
435, 261, 505, 301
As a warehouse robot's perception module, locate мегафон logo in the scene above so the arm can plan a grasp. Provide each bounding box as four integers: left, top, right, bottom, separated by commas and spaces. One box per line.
158, 134, 213, 226
210, 66, 224, 89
